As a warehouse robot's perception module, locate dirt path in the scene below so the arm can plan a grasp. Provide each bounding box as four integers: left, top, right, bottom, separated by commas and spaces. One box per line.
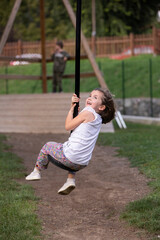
6, 133, 152, 240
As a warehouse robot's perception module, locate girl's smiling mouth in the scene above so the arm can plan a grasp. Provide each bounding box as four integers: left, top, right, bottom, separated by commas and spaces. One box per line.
86, 101, 91, 105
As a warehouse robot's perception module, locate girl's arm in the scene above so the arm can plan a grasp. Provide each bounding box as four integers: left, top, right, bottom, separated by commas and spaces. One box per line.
65, 94, 93, 131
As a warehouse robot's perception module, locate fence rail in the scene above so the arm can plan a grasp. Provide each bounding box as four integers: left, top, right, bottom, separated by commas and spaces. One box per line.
0, 54, 88, 63
1, 27, 160, 58
0, 55, 94, 81
0, 72, 95, 81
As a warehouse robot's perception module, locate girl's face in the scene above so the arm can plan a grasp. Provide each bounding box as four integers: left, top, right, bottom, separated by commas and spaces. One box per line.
85, 90, 105, 112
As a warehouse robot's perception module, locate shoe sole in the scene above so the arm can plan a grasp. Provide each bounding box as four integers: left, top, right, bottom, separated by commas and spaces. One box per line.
26, 178, 41, 181
58, 185, 75, 195
25, 177, 41, 181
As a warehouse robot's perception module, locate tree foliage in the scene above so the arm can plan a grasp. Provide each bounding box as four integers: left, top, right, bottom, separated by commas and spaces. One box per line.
0, 0, 159, 41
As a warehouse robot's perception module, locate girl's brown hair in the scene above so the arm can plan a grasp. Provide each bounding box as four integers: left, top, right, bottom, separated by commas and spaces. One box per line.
95, 88, 116, 124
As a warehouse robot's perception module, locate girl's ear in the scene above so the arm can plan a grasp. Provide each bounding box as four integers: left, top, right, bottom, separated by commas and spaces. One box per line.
99, 105, 106, 111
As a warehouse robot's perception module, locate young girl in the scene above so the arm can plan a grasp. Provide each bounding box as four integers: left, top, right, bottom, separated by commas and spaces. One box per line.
26, 88, 116, 195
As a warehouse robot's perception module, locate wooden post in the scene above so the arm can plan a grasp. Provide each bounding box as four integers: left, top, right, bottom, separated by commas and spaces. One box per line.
40, 0, 47, 93
17, 40, 22, 55
130, 33, 134, 56
0, 0, 22, 55
152, 26, 157, 55
91, 0, 96, 56
62, 0, 107, 89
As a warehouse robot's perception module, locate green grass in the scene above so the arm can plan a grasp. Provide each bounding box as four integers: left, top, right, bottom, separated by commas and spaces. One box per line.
98, 122, 160, 235
99, 54, 160, 98
0, 54, 160, 97
0, 63, 42, 94
0, 134, 41, 240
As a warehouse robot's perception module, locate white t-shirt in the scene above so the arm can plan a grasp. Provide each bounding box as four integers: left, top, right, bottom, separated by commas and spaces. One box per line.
63, 106, 102, 165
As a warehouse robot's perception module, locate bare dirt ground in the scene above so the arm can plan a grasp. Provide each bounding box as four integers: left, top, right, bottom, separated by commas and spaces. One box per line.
6, 133, 153, 240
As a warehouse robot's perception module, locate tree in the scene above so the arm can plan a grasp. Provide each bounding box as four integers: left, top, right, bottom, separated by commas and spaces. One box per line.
0, 0, 16, 41
100, 0, 159, 35
0, 0, 159, 41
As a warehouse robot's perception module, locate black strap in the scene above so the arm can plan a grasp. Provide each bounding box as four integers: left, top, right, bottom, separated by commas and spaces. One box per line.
47, 154, 79, 172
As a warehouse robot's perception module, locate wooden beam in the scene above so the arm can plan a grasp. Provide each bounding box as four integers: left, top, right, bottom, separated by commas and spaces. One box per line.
0, 55, 88, 63
0, 56, 41, 63
0, 72, 95, 81
0, 74, 41, 80
0, 0, 22, 55
47, 72, 95, 79
40, 0, 47, 93
62, 0, 108, 89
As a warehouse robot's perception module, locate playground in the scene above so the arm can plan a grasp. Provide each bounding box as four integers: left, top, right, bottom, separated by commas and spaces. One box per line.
1, 121, 160, 239
6, 132, 151, 240
0, 0, 160, 239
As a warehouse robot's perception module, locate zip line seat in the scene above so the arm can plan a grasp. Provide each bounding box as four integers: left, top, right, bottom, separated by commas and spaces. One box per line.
47, 154, 79, 172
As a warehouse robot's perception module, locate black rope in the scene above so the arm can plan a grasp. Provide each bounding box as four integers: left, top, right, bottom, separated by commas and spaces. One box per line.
73, 0, 82, 118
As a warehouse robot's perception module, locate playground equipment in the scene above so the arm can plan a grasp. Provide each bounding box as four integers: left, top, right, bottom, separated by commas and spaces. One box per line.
73, 0, 81, 117
115, 111, 127, 129
0, 0, 107, 93
0, 0, 126, 129
0, 0, 22, 55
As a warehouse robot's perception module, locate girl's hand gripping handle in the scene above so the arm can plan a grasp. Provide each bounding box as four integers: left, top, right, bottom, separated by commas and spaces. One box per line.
71, 94, 80, 116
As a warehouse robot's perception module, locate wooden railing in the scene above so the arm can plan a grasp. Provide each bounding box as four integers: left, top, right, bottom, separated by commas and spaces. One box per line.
0, 28, 160, 94
1, 27, 160, 58
0, 55, 95, 81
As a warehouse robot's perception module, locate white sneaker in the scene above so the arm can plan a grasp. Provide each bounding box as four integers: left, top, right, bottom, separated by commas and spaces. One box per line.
58, 179, 76, 195
25, 170, 41, 181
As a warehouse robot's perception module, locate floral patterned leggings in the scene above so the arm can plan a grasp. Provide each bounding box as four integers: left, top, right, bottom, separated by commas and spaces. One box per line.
35, 142, 86, 174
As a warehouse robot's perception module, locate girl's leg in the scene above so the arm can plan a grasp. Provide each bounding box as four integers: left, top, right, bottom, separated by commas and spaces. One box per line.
58, 164, 86, 195
68, 171, 76, 179
26, 142, 86, 195
26, 142, 56, 181
25, 166, 41, 181
58, 171, 76, 195
35, 150, 49, 170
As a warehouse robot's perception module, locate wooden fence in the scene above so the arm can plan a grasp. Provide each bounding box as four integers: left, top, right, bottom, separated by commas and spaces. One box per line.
1, 27, 160, 58
0, 55, 95, 80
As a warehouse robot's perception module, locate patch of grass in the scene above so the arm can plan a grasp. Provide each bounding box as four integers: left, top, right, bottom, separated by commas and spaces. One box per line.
98, 122, 160, 234
0, 134, 41, 240
0, 63, 42, 94
1, 54, 160, 97
99, 54, 160, 98
122, 196, 160, 233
